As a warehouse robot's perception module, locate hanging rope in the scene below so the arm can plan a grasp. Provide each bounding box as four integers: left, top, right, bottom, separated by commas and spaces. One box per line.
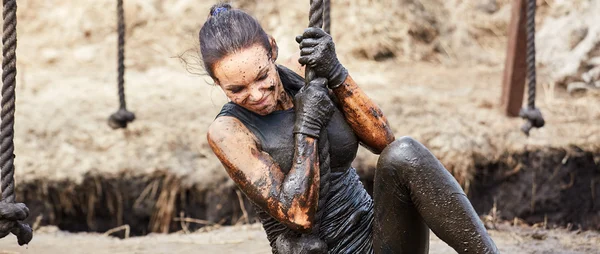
304, 0, 331, 237
108, 0, 135, 129
0, 0, 32, 246
323, 0, 331, 35
305, 0, 324, 86
519, 0, 544, 136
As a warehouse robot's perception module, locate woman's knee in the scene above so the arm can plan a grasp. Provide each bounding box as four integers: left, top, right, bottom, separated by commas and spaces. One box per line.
376, 136, 442, 179
378, 136, 422, 168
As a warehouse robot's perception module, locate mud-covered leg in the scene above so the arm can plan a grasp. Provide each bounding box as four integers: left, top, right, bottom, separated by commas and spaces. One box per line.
373, 136, 498, 254
372, 139, 430, 254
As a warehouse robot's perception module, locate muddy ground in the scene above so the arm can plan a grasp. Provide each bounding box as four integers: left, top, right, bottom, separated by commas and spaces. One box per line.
0, 223, 599, 253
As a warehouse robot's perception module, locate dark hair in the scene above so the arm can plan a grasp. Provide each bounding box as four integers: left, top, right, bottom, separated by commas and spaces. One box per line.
199, 3, 272, 80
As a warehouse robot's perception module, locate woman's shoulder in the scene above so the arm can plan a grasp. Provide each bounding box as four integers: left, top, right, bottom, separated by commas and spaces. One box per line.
216, 101, 254, 120
212, 102, 261, 140
208, 114, 258, 147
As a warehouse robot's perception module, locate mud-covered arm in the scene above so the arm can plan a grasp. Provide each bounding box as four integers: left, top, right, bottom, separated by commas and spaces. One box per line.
294, 28, 395, 154
283, 55, 395, 154
207, 117, 320, 233
331, 75, 395, 154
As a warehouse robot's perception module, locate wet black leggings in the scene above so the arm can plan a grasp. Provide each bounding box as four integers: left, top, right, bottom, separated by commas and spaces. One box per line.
373, 136, 499, 254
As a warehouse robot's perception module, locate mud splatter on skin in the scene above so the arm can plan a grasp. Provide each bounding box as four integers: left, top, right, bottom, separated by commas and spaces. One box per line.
332, 75, 395, 153
212, 43, 293, 116
207, 117, 320, 232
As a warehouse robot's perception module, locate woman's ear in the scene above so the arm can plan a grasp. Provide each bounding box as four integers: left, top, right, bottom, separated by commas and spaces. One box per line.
268, 35, 278, 62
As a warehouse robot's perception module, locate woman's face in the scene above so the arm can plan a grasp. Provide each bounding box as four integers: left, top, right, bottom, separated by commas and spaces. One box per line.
213, 43, 284, 116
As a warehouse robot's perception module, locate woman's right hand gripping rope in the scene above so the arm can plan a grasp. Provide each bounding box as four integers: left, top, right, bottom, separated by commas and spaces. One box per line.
293, 78, 335, 139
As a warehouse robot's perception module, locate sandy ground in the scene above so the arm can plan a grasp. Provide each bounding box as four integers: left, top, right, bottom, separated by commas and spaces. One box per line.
0, 223, 599, 254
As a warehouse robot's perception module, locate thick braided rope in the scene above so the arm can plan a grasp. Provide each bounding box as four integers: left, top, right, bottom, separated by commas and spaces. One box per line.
108, 0, 135, 129
313, 130, 330, 236
308, 0, 324, 29
0, 0, 32, 246
305, 0, 324, 85
323, 0, 331, 35
518, 0, 544, 135
1, 0, 17, 205
525, 0, 536, 109
117, 0, 126, 110
306, 0, 330, 237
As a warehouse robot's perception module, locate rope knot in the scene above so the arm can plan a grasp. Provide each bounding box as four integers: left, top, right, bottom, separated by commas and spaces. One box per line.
108, 108, 136, 129
0, 202, 32, 245
212, 7, 228, 16
519, 107, 545, 136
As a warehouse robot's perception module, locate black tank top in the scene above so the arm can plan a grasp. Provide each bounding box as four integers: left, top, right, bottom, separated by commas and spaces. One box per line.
216, 65, 374, 253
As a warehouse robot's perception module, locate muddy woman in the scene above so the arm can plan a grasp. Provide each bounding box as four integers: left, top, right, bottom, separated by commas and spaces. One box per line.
202, 3, 499, 254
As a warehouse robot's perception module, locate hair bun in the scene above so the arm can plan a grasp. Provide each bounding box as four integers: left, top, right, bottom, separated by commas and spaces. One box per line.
210, 3, 232, 17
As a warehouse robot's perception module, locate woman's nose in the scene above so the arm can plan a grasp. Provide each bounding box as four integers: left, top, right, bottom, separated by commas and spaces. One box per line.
248, 83, 265, 102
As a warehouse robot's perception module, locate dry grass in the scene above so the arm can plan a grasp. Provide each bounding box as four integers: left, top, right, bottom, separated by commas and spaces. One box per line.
18, 170, 211, 235
149, 174, 180, 233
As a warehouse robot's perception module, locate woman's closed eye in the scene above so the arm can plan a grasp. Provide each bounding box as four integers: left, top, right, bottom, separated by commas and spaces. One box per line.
229, 86, 245, 94
258, 72, 268, 81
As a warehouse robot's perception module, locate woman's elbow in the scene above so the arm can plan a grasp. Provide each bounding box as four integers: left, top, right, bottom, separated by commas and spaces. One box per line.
287, 217, 314, 233
377, 133, 396, 154
365, 132, 395, 155
284, 203, 316, 233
